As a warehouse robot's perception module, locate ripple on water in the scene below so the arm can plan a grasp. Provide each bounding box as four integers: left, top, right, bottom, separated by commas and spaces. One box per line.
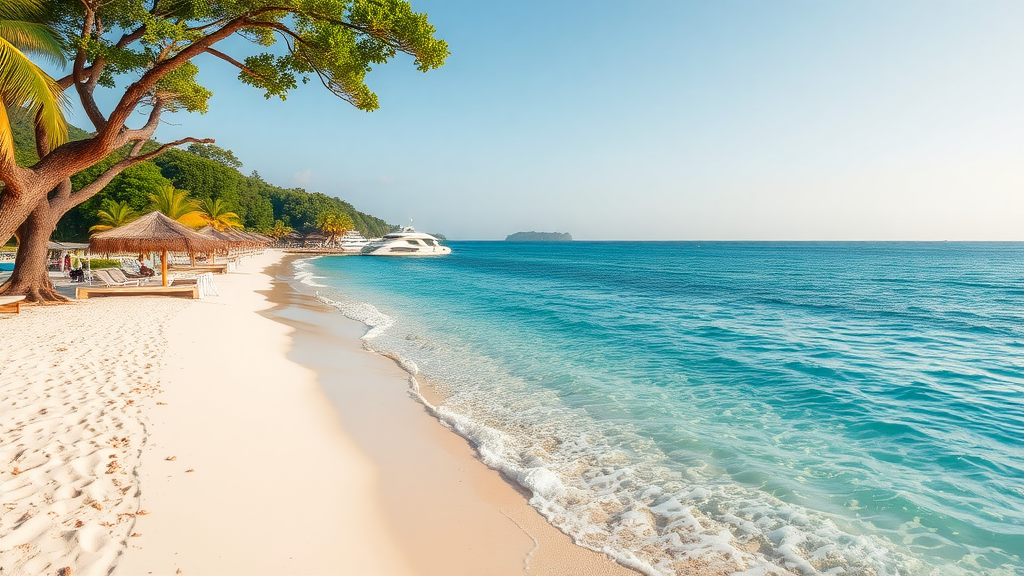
297, 243, 1024, 575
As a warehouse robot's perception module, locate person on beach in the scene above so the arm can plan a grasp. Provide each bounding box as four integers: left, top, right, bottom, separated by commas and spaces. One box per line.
138, 254, 155, 277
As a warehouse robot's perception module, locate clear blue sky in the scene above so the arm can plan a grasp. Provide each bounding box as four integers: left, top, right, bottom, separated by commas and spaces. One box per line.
67, 1, 1023, 240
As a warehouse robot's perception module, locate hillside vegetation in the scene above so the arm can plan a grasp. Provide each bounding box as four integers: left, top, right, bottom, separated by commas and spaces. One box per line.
8, 112, 394, 241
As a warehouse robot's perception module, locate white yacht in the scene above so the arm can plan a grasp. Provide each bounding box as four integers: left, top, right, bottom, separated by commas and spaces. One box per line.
360, 226, 451, 256
339, 230, 372, 252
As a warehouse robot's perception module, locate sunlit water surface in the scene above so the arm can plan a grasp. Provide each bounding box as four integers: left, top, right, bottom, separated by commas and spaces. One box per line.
295, 242, 1023, 576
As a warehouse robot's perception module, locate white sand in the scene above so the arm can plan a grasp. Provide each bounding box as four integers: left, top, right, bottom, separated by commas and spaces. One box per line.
1, 252, 636, 576
0, 292, 188, 574
115, 252, 415, 576
1, 253, 413, 576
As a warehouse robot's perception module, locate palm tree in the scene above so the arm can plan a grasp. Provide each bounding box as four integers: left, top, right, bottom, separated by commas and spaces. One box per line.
149, 185, 205, 228
198, 197, 242, 231
0, 0, 68, 166
318, 212, 354, 246
89, 199, 139, 235
267, 220, 293, 240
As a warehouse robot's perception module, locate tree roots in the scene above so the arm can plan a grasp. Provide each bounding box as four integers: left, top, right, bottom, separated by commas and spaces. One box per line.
0, 280, 72, 304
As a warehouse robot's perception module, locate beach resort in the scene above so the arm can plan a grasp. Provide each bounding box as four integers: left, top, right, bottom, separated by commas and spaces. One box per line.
2, 1, 1022, 575
0, 246, 643, 575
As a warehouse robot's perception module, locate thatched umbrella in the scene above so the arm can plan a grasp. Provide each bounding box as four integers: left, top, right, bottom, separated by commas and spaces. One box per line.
90, 211, 225, 286
223, 229, 257, 245
239, 231, 270, 245
197, 225, 238, 263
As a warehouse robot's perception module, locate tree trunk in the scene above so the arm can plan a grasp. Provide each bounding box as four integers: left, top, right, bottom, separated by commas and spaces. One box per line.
0, 187, 38, 248
0, 206, 67, 303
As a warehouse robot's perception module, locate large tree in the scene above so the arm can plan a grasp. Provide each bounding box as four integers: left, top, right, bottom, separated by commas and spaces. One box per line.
0, 0, 447, 301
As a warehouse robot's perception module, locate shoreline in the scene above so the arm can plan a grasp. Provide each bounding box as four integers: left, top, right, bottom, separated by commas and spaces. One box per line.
260, 254, 638, 575
116, 251, 415, 575
0, 250, 637, 575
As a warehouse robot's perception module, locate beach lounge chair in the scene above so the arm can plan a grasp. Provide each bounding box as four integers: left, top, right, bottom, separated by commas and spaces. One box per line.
119, 266, 146, 279
0, 295, 25, 314
117, 257, 148, 277
106, 268, 144, 285
93, 269, 141, 287
170, 271, 219, 298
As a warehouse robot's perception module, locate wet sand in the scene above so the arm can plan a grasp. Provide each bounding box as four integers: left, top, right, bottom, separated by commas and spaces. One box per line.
261, 256, 637, 576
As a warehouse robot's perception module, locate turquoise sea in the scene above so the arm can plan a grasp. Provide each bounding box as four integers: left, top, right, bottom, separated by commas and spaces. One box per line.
295, 242, 1023, 575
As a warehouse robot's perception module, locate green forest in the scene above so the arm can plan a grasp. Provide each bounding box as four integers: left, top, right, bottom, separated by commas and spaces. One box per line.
9, 113, 395, 241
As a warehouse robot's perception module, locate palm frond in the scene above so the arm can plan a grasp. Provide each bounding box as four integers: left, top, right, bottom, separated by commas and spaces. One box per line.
177, 212, 208, 229
0, 36, 68, 159
0, 100, 14, 167
0, 0, 47, 22
150, 185, 205, 228
198, 197, 243, 230
0, 20, 65, 65
90, 199, 140, 235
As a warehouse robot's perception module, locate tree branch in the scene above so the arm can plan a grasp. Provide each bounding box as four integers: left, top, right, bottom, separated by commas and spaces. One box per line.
117, 25, 147, 48
47, 179, 72, 205
36, 5, 371, 194
204, 47, 263, 79
130, 137, 214, 164
54, 136, 214, 215
34, 108, 51, 159
57, 26, 146, 90
73, 8, 109, 131
244, 20, 312, 48
96, 15, 252, 150
94, 5, 372, 150
119, 99, 164, 145
186, 18, 230, 32
57, 66, 90, 91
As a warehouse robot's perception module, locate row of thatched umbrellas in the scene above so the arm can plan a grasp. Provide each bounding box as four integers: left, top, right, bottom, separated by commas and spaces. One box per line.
89, 211, 271, 286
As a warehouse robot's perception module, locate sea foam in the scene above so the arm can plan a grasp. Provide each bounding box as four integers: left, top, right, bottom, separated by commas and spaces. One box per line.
309, 290, 927, 576
292, 244, 1024, 576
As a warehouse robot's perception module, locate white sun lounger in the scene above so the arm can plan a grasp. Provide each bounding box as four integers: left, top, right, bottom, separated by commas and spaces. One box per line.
93, 269, 141, 287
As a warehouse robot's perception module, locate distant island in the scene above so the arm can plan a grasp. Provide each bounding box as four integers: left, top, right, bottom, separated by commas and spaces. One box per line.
505, 231, 573, 242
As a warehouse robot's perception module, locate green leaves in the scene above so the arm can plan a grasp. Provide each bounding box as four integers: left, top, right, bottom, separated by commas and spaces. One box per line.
267, 219, 292, 239
58, 0, 447, 112
317, 210, 355, 243
198, 196, 243, 230
156, 62, 212, 113
187, 143, 242, 168
239, 53, 297, 100
277, 0, 449, 110
347, 0, 448, 72
89, 199, 140, 235
0, 19, 65, 65
149, 184, 206, 227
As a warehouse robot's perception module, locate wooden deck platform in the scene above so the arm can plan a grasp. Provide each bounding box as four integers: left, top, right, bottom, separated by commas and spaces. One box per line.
76, 285, 199, 300
0, 295, 25, 313
169, 263, 230, 274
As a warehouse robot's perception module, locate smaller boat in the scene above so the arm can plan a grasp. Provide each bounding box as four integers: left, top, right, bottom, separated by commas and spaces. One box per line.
361, 227, 451, 256
339, 230, 373, 252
